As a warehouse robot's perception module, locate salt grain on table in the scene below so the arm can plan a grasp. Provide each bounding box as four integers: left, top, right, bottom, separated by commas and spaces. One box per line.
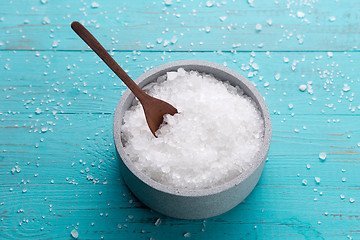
121, 68, 264, 189
70, 229, 78, 239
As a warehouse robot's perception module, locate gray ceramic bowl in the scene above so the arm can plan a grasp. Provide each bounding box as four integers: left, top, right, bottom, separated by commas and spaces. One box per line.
113, 60, 271, 219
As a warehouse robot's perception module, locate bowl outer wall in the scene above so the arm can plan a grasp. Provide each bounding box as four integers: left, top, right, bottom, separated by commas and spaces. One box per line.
113, 60, 271, 219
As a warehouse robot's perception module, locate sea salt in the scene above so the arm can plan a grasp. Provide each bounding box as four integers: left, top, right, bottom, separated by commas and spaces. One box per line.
255, 24, 262, 31
91, 2, 99, 8
70, 229, 78, 239
154, 218, 161, 226
297, 11, 305, 18
121, 69, 264, 189
184, 232, 191, 238
274, 73, 280, 81
319, 152, 326, 161
343, 84, 351, 92
206, 1, 214, 7
302, 179, 307, 186
299, 84, 307, 92
219, 16, 227, 22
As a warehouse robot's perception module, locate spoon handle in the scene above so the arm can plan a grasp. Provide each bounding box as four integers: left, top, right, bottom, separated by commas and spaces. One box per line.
71, 21, 148, 102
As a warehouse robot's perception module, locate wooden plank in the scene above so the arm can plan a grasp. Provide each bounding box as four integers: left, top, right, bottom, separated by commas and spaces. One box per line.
0, 0, 359, 51
1, 112, 359, 183
1, 112, 359, 239
1, 51, 359, 115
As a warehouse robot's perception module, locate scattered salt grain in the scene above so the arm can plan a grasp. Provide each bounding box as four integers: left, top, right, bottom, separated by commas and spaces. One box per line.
122, 69, 264, 189
170, 36, 178, 44
219, 16, 227, 22
342, 84, 351, 92
315, 177, 320, 184
319, 152, 327, 161
91, 2, 99, 8
42, 17, 50, 25
255, 24, 262, 31
163, 39, 170, 47
248, 0, 255, 7
329, 16, 336, 22
206, 1, 214, 7
299, 84, 307, 92
52, 40, 59, 48
71, 229, 78, 239
274, 73, 280, 81
297, 11, 305, 18
154, 218, 161, 226
302, 179, 307, 186
184, 232, 191, 238
350, 198, 355, 203
164, 0, 172, 6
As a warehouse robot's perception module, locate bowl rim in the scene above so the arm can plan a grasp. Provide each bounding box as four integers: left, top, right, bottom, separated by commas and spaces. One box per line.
113, 60, 271, 197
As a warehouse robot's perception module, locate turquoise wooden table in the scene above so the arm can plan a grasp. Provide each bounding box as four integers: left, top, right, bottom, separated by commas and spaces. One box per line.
1, 0, 359, 239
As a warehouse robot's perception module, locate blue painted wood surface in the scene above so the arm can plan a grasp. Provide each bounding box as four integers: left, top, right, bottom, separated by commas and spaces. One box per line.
1, 0, 359, 239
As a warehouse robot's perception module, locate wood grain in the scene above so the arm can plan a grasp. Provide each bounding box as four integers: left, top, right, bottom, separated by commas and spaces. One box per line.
1, 0, 360, 239
0, 0, 359, 51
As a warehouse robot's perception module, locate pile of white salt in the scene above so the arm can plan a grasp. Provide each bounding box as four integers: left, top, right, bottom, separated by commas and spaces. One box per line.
121, 68, 264, 189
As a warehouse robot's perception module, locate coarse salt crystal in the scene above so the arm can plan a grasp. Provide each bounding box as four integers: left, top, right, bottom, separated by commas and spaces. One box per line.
297, 11, 305, 18
170, 36, 178, 44
302, 179, 307, 186
167, 72, 178, 81
343, 84, 351, 92
91, 2, 99, 8
299, 84, 307, 92
274, 73, 280, 81
43, 17, 50, 25
319, 152, 326, 160
154, 218, 161, 226
206, 1, 214, 7
219, 16, 227, 22
164, 0, 172, 6
184, 232, 191, 237
71, 229, 78, 239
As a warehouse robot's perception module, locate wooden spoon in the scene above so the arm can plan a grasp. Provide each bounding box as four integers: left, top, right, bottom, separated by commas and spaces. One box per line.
71, 21, 178, 137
